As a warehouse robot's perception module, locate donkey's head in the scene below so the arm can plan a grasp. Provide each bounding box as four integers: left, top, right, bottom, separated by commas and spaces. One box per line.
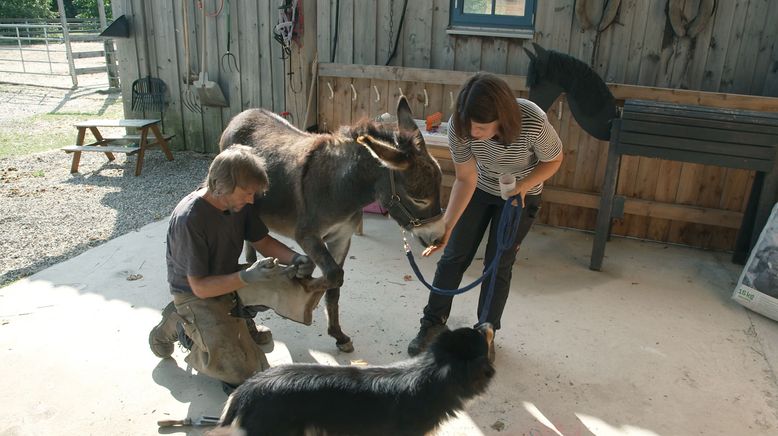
355, 96, 445, 248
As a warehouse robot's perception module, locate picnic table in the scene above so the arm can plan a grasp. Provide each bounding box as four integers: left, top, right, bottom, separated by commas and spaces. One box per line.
62, 118, 174, 176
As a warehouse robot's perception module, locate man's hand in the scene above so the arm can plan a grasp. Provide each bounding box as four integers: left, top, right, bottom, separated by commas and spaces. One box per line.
291, 253, 315, 278
238, 257, 294, 285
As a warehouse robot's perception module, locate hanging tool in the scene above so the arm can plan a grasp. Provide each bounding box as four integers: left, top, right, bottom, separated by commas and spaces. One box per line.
157, 415, 220, 428
220, 0, 239, 73
182, 0, 200, 112
194, 0, 228, 107
131, 3, 167, 125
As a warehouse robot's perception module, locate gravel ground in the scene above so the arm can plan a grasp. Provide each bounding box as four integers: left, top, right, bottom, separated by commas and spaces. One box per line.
0, 148, 212, 287
0, 77, 216, 287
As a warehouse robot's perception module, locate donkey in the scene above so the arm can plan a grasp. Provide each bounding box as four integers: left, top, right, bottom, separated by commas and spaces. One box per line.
219, 97, 446, 352
524, 42, 618, 141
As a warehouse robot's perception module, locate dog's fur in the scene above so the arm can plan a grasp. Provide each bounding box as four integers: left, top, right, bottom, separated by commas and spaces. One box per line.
212, 324, 495, 436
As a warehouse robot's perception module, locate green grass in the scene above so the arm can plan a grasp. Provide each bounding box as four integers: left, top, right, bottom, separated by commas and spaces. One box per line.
0, 97, 124, 159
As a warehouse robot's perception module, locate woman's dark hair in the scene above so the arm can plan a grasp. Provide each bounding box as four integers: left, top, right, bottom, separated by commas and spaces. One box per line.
452, 72, 522, 142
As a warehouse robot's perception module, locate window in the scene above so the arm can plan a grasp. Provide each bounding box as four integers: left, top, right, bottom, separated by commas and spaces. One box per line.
450, 0, 536, 35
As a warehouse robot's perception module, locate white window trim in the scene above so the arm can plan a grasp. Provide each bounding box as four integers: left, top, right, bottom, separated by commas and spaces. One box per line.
446, 26, 534, 39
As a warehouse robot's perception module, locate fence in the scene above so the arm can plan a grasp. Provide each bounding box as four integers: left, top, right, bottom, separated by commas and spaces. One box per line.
0, 18, 117, 88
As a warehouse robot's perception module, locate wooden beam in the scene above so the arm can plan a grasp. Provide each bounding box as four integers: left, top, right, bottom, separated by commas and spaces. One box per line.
318, 63, 778, 113
542, 186, 744, 229
608, 84, 778, 112
319, 63, 527, 89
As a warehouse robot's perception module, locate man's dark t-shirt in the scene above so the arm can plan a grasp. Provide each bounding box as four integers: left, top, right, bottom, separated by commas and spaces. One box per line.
166, 190, 269, 294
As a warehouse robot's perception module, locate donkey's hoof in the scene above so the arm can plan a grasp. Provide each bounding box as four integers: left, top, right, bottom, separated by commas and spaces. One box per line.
336, 340, 354, 353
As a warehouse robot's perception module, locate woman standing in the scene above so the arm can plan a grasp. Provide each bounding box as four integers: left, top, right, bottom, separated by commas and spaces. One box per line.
407, 73, 563, 361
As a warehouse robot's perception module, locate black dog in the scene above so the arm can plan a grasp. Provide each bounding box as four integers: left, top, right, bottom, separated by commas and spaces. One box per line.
213, 324, 495, 436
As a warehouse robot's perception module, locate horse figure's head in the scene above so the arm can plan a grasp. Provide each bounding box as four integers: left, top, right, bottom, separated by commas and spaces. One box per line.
524, 42, 618, 140
350, 97, 445, 248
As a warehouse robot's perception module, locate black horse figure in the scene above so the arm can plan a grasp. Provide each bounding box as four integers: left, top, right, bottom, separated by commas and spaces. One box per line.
220, 97, 445, 352
524, 42, 618, 140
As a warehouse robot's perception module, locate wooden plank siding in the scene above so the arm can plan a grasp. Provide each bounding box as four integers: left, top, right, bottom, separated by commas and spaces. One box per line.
318, 63, 778, 250
112, 0, 778, 250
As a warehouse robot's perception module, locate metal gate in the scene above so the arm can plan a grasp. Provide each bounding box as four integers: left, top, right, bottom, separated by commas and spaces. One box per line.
0, 1, 117, 88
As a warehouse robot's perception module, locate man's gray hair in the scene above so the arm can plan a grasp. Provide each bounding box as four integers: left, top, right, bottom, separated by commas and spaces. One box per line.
206, 144, 269, 196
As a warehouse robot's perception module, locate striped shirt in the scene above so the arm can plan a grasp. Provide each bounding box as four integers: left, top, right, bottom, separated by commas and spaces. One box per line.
449, 98, 563, 196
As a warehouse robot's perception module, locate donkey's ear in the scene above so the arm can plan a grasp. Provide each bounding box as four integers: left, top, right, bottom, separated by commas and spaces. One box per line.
357, 135, 410, 170
396, 96, 419, 134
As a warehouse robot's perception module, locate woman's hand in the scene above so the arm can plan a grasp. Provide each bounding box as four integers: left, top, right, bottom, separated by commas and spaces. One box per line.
421, 227, 452, 257
512, 180, 532, 207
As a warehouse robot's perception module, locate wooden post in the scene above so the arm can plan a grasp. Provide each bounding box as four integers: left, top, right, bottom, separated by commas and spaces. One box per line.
96, 0, 119, 89
56, 0, 77, 87
590, 119, 622, 271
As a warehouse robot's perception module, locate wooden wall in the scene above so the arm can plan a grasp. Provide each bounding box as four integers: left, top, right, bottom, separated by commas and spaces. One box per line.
111, 0, 778, 250
317, 63, 778, 251
317, 0, 778, 94
110, 0, 316, 153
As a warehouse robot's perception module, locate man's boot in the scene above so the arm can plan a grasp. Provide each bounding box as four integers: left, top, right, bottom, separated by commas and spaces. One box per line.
245, 319, 273, 346
407, 319, 448, 356
149, 301, 182, 358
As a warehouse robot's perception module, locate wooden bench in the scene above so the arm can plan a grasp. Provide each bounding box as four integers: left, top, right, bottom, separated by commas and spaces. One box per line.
590, 100, 778, 270
62, 119, 174, 176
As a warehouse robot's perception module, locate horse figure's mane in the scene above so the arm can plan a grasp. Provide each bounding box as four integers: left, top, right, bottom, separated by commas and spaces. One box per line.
525, 43, 617, 140
528, 49, 614, 116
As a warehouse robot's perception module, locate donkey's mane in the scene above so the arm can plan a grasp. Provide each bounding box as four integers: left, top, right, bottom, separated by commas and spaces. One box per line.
528, 50, 613, 115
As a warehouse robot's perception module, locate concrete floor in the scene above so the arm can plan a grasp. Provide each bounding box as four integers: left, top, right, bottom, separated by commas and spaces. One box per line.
1, 214, 777, 436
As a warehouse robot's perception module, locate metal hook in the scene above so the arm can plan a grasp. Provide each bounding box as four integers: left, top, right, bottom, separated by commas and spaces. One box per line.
423, 89, 429, 107
327, 81, 334, 100
449, 91, 454, 109
398, 87, 404, 98
373, 85, 380, 103
350, 83, 357, 101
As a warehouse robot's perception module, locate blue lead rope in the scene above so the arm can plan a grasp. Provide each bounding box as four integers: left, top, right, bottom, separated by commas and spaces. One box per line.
404, 195, 523, 324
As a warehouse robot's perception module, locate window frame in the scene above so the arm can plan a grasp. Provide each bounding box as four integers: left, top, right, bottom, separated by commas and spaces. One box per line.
449, 0, 537, 29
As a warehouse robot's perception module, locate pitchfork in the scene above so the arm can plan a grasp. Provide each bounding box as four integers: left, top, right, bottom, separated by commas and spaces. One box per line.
182, 0, 201, 112
220, 0, 239, 73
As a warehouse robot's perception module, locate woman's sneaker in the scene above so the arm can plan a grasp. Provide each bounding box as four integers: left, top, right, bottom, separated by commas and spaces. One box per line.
407, 319, 448, 356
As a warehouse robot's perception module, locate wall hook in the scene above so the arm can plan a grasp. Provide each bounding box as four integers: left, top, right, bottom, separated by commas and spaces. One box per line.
373, 85, 380, 103
350, 83, 358, 101
449, 91, 454, 109
398, 87, 404, 98
327, 82, 334, 100
423, 88, 429, 107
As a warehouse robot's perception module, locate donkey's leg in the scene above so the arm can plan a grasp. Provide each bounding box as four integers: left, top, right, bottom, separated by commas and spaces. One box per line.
324, 288, 352, 352
322, 226, 356, 352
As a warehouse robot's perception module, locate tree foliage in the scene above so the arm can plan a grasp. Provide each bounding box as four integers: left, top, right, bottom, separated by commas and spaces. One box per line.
0, 0, 54, 20
0, 0, 112, 20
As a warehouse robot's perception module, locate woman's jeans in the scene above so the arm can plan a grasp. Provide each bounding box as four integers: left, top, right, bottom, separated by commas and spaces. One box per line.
422, 189, 541, 330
